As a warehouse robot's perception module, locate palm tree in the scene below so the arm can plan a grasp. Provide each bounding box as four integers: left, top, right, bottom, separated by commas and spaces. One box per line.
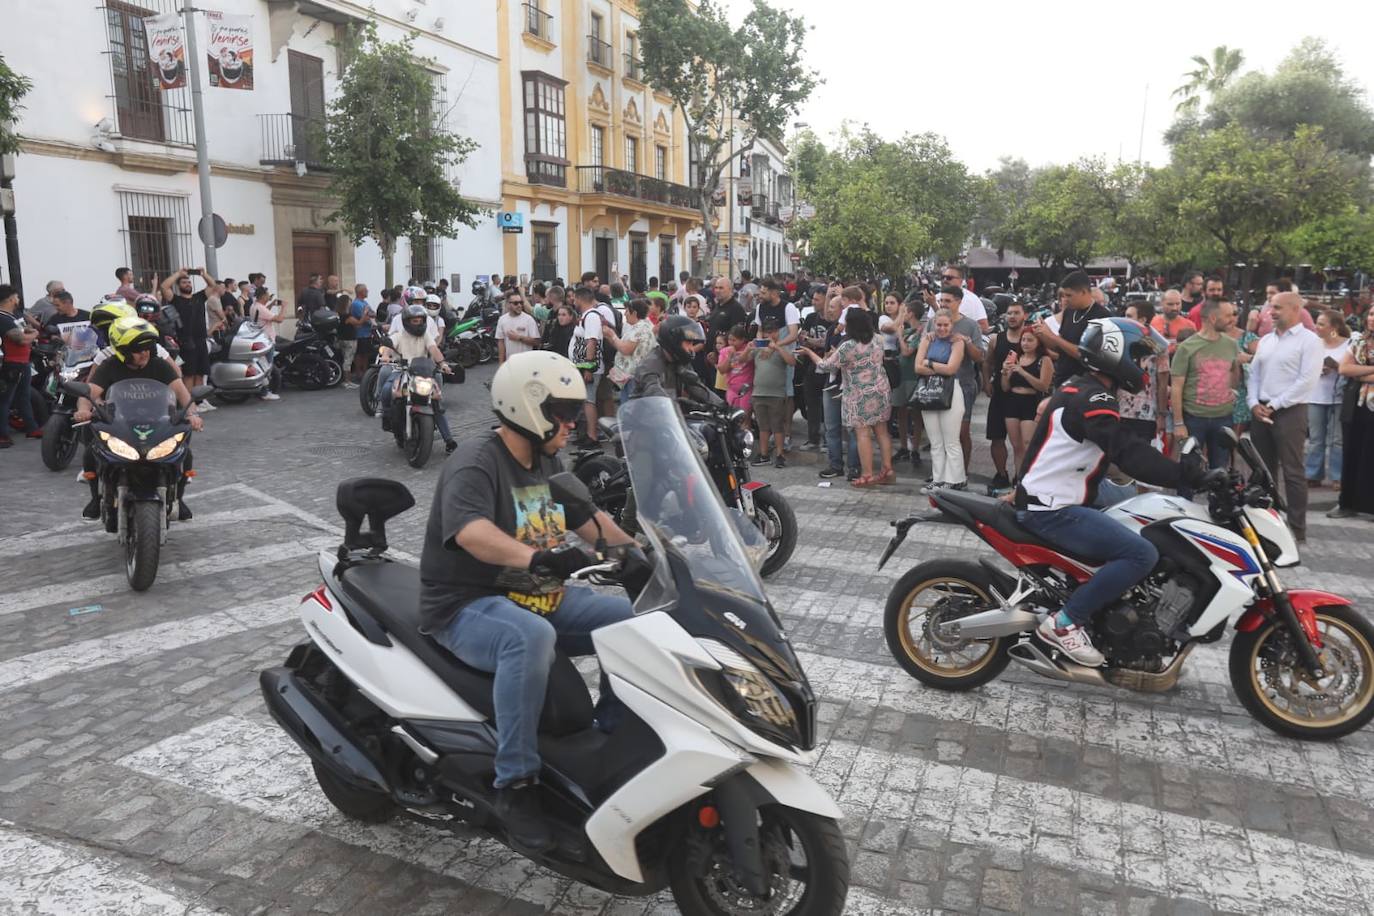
1172, 45, 1245, 114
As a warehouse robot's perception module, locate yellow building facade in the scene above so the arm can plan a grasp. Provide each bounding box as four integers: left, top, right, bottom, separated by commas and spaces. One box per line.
496, 0, 703, 288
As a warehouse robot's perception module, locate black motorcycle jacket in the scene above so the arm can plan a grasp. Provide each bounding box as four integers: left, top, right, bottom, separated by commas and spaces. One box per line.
1015, 373, 1186, 511
630, 349, 721, 406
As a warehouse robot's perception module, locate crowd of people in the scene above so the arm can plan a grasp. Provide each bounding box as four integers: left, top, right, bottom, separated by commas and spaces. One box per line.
4, 262, 1373, 532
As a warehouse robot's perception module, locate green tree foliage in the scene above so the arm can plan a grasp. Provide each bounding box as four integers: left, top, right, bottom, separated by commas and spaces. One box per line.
1004, 160, 1114, 273
321, 24, 482, 287
1284, 206, 1374, 271
1206, 38, 1374, 160
1172, 45, 1245, 115
970, 156, 1033, 255
639, 0, 817, 274
803, 165, 931, 280
0, 52, 34, 157
1169, 124, 1356, 267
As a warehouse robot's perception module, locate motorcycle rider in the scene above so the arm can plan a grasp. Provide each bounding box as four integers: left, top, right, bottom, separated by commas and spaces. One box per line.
91, 299, 181, 377
629, 314, 720, 405
419, 350, 638, 851
75, 317, 203, 521
1014, 317, 1215, 666
377, 303, 457, 454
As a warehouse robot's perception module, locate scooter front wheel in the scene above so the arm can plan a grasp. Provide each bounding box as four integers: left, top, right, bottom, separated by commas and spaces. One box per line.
669, 806, 849, 916
884, 560, 1012, 690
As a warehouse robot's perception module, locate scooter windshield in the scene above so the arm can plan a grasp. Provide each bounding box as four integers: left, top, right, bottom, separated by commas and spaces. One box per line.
105, 378, 175, 423
618, 397, 770, 611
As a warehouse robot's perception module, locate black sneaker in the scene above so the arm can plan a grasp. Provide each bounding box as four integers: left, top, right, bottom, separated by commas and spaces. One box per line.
750, 453, 771, 466
818, 466, 843, 479
773, 455, 786, 469
445, 439, 458, 454
82, 497, 101, 521
177, 500, 193, 522
893, 447, 911, 461
496, 779, 554, 851
846, 468, 860, 481
949, 481, 968, 491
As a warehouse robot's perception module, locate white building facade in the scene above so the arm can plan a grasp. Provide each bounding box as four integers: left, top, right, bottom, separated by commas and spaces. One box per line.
5, 0, 502, 308
703, 132, 795, 280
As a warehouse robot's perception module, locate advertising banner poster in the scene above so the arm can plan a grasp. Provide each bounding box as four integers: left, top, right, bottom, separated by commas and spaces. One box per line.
206, 12, 253, 90
147, 12, 187, 91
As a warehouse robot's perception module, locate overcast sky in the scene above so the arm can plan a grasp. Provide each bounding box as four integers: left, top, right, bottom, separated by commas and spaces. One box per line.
724, 0, 1374, 174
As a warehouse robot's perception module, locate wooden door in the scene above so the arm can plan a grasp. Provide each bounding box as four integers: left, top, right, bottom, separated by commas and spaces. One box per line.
292, 232, 334, 300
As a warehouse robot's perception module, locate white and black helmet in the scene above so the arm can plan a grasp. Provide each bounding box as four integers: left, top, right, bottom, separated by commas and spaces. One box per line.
401, 303, 429, 337
423, 293, 443, 318
1078, 317, 1168, 394
490, 351, 587, 443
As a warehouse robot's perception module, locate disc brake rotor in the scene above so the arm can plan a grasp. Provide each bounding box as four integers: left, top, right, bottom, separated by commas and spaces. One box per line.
922, 594, 981, 652
1260, 635, 1360, 711
700, 831, 798, 915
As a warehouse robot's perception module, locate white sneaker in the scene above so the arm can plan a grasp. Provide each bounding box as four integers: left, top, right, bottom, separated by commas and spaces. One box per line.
343, 382, 359, 389
1037, 615, 1105, 667
199, 401, 217, 412
260, 392, 281, 401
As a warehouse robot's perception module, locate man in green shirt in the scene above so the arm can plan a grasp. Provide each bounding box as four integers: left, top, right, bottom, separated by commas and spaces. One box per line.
1170, 298, 1239, 494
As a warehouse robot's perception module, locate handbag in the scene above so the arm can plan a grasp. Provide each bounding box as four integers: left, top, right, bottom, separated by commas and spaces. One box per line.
910, 373, 955, 411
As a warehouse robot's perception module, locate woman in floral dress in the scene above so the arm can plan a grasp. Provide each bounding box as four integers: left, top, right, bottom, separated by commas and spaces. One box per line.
798, 308, 894, 487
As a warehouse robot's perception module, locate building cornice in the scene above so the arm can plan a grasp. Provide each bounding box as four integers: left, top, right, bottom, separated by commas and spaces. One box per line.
19, 136, 269, 183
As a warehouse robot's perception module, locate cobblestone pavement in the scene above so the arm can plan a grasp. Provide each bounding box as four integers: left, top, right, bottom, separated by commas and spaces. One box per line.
2, 370, 1373, 915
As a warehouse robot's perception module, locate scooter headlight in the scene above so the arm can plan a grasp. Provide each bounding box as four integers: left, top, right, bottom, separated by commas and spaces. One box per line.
145, 432, 184, 460
99, 431, 140, 460
695, 638, 799, 747
412, 376, 436, 397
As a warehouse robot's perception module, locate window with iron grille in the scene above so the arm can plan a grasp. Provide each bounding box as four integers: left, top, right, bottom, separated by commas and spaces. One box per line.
117, 189, 192, 291
102, 0, 193, 144
532, 226, 558, 282
522, 71, 569, 186
410, 237, 443, 285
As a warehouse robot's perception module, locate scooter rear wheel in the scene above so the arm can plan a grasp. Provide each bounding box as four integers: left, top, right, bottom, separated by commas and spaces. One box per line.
884, 560, 1012, 690
311, 761, 396, 823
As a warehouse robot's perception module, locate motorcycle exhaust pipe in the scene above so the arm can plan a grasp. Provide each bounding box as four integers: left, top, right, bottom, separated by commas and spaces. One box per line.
1006, 641, 1108, 687
935, 607, 1039, 640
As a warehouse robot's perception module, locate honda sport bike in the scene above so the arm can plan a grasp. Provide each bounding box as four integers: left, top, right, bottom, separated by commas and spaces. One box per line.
878, 431, 1374, 740
259, 397, 849, 915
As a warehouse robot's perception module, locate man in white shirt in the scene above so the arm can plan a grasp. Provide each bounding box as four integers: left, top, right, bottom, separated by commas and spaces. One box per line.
923, 264, 989, 333
1247, 292, 1325, 543
495, 290, 540, 362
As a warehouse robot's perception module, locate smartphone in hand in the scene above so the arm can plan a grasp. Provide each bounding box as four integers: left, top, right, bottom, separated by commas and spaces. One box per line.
753, 338, 770, 348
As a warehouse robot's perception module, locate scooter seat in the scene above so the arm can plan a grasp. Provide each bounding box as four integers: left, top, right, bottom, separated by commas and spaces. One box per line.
933, 489, 1099, 562
336, 562, 595, 736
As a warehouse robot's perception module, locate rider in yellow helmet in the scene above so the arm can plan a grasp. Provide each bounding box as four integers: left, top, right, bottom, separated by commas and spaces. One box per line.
75, 317, 204, 521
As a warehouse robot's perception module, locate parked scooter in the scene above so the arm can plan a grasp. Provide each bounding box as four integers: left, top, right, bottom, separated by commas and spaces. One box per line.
208, 318, 274, 404
259, 396, 848, 914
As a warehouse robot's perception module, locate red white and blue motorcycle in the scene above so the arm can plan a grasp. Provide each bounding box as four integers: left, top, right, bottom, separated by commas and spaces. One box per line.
879, 430, 1374, 740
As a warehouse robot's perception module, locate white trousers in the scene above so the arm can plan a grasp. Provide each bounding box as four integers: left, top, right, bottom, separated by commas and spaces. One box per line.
921, 384, 966, 485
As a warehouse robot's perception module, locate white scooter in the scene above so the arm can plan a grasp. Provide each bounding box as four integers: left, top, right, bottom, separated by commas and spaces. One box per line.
259, 397, 850, 915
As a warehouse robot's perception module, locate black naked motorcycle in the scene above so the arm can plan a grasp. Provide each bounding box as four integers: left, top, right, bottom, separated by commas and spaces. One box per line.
276, 307, 345, 390
64, 378, 211, 591
382, 356, 443, 469
41, 338, 99, 470
574, 397, 797, 577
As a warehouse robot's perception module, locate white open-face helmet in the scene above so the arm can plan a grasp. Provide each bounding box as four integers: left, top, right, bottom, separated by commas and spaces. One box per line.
490, 351, 587, 443
424, 293, 442, 317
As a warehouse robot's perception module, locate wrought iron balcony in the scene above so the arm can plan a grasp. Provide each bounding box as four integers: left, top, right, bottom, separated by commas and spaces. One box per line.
258, 113, 327, 170
526, 154, 568, 188
587, 35, 612, 68
623, 53, 644, 81
523, 2, 553, 41
577, 166, 701, 211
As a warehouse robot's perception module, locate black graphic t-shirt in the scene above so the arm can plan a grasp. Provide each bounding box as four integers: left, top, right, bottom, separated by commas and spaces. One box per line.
419, 430, 594, 632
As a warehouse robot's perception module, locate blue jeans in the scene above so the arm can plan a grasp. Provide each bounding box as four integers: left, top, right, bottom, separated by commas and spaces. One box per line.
0, 361, 36, 435
1179, 412, 1232, 498
379, 364, 453, 441
617, 377, 636, 405
1305, 402, 1342, 482
430, 587, 634, 787
823, 384, 858, 472
1016, 506, 1158, 626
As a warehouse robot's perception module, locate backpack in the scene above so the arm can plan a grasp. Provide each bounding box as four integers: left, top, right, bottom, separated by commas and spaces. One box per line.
598, 304, 621, 372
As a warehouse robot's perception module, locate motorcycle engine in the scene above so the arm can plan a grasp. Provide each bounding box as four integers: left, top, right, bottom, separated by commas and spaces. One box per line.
1095, 575, 1198, 667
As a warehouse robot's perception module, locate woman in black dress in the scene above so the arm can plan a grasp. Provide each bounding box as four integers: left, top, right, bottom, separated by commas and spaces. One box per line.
1000, 327, 1052, 477
1331, 308, 1374, 518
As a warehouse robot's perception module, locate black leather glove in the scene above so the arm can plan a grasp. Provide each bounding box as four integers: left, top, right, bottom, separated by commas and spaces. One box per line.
1179, 448, 1208, 488
529, 544, 597, 580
